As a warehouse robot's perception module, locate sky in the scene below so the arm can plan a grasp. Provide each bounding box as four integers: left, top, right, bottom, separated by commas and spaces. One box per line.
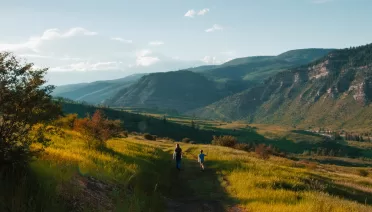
1, 0, 372, 85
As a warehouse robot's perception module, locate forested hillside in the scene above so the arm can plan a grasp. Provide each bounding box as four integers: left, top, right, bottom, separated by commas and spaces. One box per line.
105, 70, 250, 112
192, 44, 372, 130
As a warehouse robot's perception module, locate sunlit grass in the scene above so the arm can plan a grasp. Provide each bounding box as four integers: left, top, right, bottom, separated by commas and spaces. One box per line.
2, 129, 371, 211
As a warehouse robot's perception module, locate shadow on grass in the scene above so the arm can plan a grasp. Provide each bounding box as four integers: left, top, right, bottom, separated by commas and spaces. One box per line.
164, 146, 239, 211
306, 158, 372, 167
0, 165, 67, 212
308, 173, 372, 205
291, 130, 326, 138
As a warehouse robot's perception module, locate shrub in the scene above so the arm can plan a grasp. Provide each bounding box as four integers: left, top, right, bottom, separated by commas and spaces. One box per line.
358, 169, 369, 177
144, 133, 157, 141
255, 144, 270, 160
120, 131, 129, 138
182, 138, 191, 143
212, 135, 237, 147
189, 141, 196, 144
74, 110, 122, 149
234, 143, 250, 151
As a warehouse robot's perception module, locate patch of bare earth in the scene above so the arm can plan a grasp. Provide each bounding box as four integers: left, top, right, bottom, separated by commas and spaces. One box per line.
56, 175, 116, 212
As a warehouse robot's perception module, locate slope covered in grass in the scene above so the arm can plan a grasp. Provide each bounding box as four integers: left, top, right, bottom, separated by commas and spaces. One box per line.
2, 129, 371, 212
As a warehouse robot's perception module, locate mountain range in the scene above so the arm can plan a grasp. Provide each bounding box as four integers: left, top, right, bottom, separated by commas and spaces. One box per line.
192, 44, 372, 130
52, 45, 372, 129
54, 48, 333, 108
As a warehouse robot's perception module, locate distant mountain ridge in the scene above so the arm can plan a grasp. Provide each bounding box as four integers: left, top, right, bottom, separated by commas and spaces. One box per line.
52, 73, 146, 104
199, 48, 335, 82
192, 43, 372, 130
105, 70, 248, 112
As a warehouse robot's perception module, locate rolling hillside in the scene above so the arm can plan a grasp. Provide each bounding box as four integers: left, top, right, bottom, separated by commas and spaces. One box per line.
200, 48, 335, 82
52, 74, 146, 104
105, 70, 250, 113
192, 44, 372, 130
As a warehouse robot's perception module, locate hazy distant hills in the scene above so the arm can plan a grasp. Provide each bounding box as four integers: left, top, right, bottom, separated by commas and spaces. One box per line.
192, 44, 372, 130
52, 73, 146, 104
105, 70, 248, 112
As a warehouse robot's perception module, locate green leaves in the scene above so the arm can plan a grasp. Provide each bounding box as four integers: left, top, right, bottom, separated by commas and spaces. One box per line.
0, 52, 61, 166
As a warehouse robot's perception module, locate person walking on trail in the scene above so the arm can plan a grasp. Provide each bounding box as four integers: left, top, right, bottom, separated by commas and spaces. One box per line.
173, 144, 182, 171
198, 150, 207, 171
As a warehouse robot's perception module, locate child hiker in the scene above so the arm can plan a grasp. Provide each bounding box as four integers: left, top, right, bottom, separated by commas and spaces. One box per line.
198, 150, 207, 171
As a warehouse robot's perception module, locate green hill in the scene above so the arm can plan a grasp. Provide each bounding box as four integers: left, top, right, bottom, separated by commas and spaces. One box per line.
105, 70, 249, 113
200, 48, 335, 82
52, 74, 146, 104
192, 44, 372, 130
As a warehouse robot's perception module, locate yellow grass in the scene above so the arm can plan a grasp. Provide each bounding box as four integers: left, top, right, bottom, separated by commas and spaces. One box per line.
16, 130, 372, 211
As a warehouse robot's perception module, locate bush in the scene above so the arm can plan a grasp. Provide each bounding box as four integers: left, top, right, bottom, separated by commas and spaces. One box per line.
182, 138, 191, 143
144, 133, 157, 141
212, 135, 237, 147
74, 110, 122, 149
234, 143, 251, 151
358, 169, 369, 177
120, 131, 129, 138
255, 144, 270, 160
189, 141, 196, 144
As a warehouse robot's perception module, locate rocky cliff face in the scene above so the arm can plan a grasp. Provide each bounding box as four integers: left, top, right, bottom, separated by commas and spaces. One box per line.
192, 44, 372, 129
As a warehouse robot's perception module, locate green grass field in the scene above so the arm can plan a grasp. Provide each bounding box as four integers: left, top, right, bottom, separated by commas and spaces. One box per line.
2, 129, 372, 212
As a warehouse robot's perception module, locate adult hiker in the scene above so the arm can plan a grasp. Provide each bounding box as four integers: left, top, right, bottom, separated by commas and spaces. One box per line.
173, 143, 182, 170
198, 150, 207, 171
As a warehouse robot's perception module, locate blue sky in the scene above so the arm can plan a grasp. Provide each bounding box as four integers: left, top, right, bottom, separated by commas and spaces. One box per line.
1, 0, 371, 85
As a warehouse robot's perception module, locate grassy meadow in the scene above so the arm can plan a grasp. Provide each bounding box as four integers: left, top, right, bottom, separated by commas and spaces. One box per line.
1, 128, 372, 212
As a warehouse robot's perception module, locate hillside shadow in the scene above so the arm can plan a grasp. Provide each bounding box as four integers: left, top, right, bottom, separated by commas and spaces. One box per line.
308, 173, 372, 205
101, 143, 239, 211
306, 158, 372, 167
63, 103, 223, 143
164, 146, 239, 211
291, 130, 326, 138
0, 165, 67, 212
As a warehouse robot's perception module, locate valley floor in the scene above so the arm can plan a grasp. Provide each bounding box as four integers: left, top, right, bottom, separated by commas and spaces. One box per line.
1, 130, 372, 212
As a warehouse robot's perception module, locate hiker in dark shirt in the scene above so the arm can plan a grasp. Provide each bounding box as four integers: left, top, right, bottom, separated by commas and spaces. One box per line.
173, 144, 182, 170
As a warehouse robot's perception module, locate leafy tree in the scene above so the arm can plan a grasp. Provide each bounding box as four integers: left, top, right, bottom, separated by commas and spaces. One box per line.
74, 110, 122, 149
0, 52, 61, 166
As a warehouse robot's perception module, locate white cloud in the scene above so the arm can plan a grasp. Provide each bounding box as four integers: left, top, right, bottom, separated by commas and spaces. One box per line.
18, 53, 82, 61
136, 50, 160, 66
184, 9, 196, 18
50, 61, 123, 72
197, 8, 210, 16
111, 37, 133, 43
201, 56, 223, 65
41, 27, 97, 40
149, 41, 164, 46
205, 24, 223, 32
0, 27, 97, 52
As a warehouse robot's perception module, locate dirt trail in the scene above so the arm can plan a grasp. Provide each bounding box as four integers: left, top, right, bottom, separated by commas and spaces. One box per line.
163, 146, 245, 212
